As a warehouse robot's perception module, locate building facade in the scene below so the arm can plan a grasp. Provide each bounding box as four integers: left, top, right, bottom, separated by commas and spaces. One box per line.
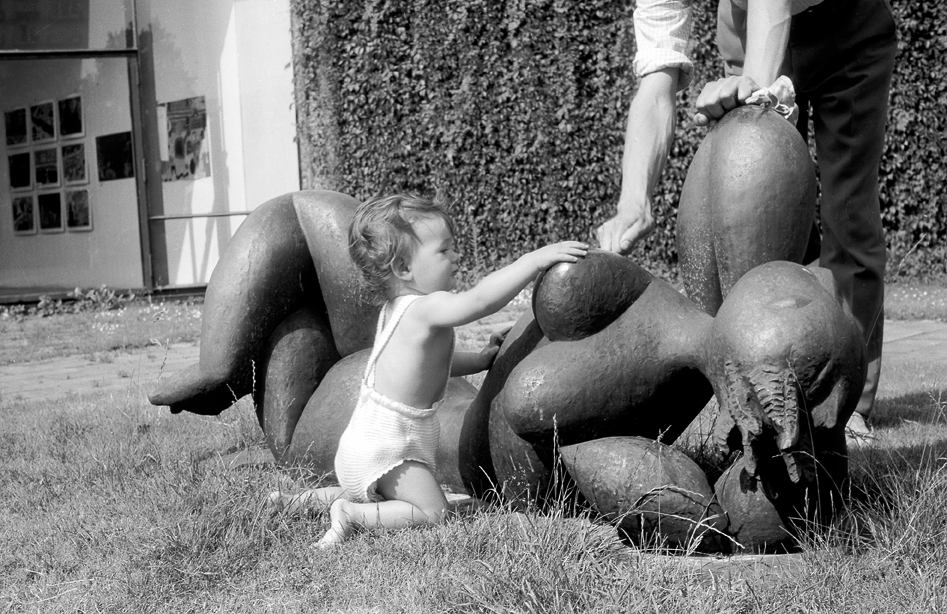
0, 0, 300, 294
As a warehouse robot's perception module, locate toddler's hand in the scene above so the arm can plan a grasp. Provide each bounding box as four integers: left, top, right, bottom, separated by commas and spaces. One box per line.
530, 241, 589, 271
489, 325, 512, 349
478, 325, 511, 370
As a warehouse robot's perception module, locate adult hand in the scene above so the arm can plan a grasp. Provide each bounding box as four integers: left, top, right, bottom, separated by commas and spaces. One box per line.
694, 75, 762, 127
595, 201, 654, 256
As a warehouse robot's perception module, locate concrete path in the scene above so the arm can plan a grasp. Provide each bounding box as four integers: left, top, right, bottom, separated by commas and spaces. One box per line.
0, 341, 200, 406
1, 319, 946, 407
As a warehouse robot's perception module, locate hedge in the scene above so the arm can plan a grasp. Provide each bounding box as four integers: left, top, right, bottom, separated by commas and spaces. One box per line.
291, 0, 946, 282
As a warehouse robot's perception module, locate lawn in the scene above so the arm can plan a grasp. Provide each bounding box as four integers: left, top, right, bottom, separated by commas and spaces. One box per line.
1, 281, 946, 612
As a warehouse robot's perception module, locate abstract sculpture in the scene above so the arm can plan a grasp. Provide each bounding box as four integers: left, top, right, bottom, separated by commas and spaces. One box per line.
149, 105, 867, 553
478, 250, 864, 550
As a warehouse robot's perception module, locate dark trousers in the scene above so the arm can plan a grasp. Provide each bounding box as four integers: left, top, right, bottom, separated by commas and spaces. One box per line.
717, 0, 897, 418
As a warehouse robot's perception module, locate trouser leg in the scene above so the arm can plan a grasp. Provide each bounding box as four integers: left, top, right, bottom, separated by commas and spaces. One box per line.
790, 0, 897, 419
716, 0, 747, 77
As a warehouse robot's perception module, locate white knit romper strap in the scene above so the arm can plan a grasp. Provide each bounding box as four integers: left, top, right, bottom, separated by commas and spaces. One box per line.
334, 294, 451, 503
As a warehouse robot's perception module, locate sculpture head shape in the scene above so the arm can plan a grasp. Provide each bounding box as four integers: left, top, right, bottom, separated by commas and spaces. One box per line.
706, 261, 866, 485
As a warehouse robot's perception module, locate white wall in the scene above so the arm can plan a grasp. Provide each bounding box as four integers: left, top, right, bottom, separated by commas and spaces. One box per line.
0, 57, 143, 289
144, 0, 299, 286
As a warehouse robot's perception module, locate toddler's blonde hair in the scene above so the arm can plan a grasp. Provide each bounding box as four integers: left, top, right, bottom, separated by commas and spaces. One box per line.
348, 193, 455, 295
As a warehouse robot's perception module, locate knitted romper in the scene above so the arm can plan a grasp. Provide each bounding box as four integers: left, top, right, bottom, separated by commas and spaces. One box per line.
334, 294, 451, 503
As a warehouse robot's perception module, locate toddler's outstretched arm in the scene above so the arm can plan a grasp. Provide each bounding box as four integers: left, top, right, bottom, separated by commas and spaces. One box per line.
414, 241, 588, 329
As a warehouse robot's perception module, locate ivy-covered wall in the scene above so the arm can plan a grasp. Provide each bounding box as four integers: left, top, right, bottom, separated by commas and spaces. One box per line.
291, 0, 946, 282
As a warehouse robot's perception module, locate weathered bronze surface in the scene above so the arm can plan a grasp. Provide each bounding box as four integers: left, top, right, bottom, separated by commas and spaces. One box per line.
714, 457, 794, 554
473, 250, 714, 502
148, 190, 378, 415
484, 249, 863, 550
677, 105, 817, 316
561, 436, 729, 551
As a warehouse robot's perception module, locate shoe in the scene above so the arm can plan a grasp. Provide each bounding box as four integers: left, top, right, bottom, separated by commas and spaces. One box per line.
845, 412, 876, 448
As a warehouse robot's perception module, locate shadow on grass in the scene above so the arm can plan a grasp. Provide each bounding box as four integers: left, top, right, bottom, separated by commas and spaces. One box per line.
871, 388, 947, 427
845, 434, 947, 521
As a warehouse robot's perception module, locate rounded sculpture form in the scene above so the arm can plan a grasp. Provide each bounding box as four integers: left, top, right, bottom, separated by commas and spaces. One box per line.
254, 305, 340, 461
148, 190, 380, 416
714, 457, 794, 553
677, 105, 817, 315
533, 249, 651, 341
478, 252, 713, 503
561, 436, 729, 551
706, 261, 865, 485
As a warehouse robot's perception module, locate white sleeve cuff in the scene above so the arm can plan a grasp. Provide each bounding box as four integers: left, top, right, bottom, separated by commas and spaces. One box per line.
633, 53, 694, 92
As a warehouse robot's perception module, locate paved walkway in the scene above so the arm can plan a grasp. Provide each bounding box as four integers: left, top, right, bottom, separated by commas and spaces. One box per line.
1, 319, 946, 407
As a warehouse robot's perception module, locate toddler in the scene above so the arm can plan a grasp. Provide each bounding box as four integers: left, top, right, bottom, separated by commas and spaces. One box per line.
269, 194, 587, 547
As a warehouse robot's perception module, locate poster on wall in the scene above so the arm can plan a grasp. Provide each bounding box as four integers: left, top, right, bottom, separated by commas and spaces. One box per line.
62, 142, 87, 185
12, 195, 36, 235
160, 96, 210, 181
8, 152, 31, 191
30, 101, 56, 143
58, 95, 83, 138
4, 108, 28, 147
34, 147, 60, 187
66, 189, 91, 231
38, 192, 63, 233
96, 131, 134, 181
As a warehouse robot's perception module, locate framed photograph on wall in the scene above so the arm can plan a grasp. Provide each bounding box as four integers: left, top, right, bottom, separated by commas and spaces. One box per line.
38, 192, 64, 233
8, 152, 31, 191
34, 147, 60, 188
96, 131, 134, 181
61, 142, 87, 185
65, 189, 91, 231
30, 101, 56, 143
12, 195, 36, 235
4, 108, 28, 147
58, 95, 83, 138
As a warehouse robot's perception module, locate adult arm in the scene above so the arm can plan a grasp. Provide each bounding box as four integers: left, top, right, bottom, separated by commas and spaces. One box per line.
695, 0, 792, 125
597, 0, 692, 255
596, 69, 679, 255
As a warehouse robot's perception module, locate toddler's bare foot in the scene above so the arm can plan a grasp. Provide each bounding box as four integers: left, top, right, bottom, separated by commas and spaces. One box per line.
316, 499, 352, 548
845, 412, 876, 448
267, 491, 289, 513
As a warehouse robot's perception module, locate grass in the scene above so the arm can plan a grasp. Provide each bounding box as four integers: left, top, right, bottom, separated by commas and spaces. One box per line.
1, 280, 946, 611
0, 296, 202, 366
2, 394, 946, 611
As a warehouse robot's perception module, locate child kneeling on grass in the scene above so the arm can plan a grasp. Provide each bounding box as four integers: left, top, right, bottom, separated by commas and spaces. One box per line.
268, 193, 587, 547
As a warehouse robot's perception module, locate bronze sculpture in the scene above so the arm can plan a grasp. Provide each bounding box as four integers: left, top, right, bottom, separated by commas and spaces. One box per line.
149, 106, 867, 553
